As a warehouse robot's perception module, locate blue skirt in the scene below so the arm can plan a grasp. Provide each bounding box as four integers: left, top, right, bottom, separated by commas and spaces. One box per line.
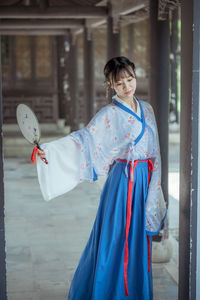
68, 160, 153, 300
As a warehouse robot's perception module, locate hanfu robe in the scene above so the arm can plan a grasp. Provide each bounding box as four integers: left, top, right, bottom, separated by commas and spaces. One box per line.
36, 95, 167, 300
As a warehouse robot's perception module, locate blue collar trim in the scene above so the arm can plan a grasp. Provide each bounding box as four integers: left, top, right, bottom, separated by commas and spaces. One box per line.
112, 98, 142, 122
112, 97, 146, 145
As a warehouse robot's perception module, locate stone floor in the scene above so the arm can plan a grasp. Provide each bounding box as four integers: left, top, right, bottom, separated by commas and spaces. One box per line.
4, 152, 179, 300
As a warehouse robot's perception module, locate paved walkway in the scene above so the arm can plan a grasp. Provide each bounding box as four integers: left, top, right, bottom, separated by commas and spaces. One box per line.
4, 151, 178, 300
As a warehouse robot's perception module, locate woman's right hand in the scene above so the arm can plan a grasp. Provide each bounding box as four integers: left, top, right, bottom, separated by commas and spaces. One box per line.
37, 149, 46, 161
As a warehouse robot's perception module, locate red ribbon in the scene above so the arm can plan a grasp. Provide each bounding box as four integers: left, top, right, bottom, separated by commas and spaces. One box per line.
117, 158, 154, 296
31, 146, 38, 164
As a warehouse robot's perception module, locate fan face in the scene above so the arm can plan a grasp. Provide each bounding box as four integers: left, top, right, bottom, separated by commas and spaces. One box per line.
16, 104, 41, 145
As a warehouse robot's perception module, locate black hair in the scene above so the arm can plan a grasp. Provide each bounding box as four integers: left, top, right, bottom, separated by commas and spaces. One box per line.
104, 56, 136, 85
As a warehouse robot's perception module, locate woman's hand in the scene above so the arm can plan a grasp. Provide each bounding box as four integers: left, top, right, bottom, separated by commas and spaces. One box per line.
37, 149, 46, 161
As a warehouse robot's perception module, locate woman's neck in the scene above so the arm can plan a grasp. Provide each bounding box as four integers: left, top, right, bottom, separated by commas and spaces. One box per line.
117, 95, 137, 113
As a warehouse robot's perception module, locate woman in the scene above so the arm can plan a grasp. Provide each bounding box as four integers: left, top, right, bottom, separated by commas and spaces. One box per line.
36, 56, 167, 299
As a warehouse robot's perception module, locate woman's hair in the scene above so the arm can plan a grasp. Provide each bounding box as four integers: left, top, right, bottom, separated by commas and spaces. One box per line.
104, 56, 136, 86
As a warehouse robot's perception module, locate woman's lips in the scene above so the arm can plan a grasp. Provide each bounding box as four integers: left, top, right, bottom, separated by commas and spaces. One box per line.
125, 90, 132, 95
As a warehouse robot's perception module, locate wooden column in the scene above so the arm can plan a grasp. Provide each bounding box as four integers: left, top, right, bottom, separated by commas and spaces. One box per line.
179, 0, 198, 298
128, 24, 134, 62
149, 0, 169, 210
68, 32, 78, 131
56, 36, 67, 119
56, 33, 73, 127
106, 3, 121, 102
179, 0, 192, 298
190, 0, 200, 298
157, 15, 169, 208
83, 26, 94, 123
170, 9, 179, 123
107, 3, 120, 60
0, 37, 7, 300
149, 1, 158, 111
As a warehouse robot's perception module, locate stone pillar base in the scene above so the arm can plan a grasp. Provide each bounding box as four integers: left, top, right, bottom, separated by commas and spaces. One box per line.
152, 236, 173, 263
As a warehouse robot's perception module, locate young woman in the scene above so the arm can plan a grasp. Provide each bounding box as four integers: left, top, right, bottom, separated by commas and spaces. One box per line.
36, 56, 167, 299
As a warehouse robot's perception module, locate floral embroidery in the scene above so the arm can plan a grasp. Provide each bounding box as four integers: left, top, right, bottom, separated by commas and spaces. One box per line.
128, 116, 135, 124
104, 118, 111, 129
125, 133, 130, 138
80, 163, 85, 170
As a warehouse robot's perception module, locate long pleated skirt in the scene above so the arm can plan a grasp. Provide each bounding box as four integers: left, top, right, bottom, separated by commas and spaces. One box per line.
67, 160, 153, 300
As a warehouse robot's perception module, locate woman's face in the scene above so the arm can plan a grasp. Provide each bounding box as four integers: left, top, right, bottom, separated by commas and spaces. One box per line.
110, 70, 137, 102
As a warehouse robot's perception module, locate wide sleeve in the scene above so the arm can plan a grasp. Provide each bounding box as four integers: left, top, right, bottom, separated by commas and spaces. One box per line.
36, 105, 120, 201
36, 135, 81, 201
145, 105, 167, 235
69, 105, 120, 181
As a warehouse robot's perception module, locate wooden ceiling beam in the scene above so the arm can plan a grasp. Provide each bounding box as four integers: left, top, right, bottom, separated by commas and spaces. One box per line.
0, 6, 108, 19
120, 0, 148, 16
0, 1, 148, 35
0, 29, 70, 35
0, 19, 84, 29
73, 0, 148, 35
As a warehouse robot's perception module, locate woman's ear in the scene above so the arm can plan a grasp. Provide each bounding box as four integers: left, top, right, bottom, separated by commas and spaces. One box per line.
107, 81, 113, 89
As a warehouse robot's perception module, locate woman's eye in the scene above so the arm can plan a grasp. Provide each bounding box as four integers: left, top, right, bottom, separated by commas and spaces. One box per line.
117, 83, 121, 86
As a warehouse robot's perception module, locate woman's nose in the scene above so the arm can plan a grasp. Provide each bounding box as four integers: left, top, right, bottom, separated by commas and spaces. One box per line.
123, 82, 128, 89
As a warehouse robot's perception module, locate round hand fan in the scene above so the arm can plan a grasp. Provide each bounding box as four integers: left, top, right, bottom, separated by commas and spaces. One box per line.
16, 104, 48, 164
